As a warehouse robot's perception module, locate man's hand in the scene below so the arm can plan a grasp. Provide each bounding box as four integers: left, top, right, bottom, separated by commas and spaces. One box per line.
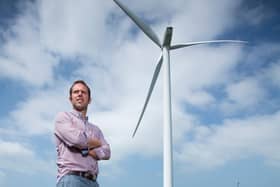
87, 138, 101, 149
88, 149, 99, 160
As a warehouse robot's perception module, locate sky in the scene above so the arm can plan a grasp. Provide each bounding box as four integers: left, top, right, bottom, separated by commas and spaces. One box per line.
0, 0, 279, 187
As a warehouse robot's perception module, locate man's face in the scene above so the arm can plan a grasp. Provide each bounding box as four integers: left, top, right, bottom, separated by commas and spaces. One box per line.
70, 83, 91, 112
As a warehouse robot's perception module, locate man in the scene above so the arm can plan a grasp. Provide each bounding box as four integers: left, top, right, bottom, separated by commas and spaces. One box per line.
54, 80, 111, 187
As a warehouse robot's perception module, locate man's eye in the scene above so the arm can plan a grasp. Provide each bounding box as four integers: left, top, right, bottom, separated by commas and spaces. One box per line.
73, 90, 86, 94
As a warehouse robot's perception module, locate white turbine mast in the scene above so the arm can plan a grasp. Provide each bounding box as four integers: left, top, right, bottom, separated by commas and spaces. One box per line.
112, 1, 246, 187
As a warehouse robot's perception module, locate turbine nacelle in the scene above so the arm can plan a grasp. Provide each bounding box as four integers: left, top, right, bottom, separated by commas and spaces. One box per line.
162, 27, 173, 48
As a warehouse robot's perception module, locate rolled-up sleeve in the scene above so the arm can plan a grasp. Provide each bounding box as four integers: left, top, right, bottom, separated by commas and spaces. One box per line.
54, 112, 88, 149
94, 128, 111, 160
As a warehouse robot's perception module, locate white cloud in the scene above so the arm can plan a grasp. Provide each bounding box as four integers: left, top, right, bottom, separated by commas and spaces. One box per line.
219, 43, 280, 115
171, 0, 242, 43
182, 90, 216, 107
222, 78, 266, 113
0, 140, 55, 175
2, 80, 70, 135
176, 111, 280, 169
264, 60, 280, 89
92, 100, 163, 161
0, 141, 33, 157
240, 2, 276, 26
0, 1, 58, 86
245, 43, 280, 68
171, 45, 245, 110
39, 0, 113, 58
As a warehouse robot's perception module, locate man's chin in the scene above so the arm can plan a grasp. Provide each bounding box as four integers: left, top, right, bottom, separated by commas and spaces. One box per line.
73, 105, 87, 112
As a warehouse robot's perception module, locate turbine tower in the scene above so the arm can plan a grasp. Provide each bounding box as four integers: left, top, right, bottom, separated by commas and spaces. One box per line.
112, 1, 246, 187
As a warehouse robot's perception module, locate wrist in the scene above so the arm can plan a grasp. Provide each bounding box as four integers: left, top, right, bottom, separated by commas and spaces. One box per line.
81, 148, 89, 157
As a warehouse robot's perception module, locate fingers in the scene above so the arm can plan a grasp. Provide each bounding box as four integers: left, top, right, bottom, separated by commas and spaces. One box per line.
89, 149, 99, 160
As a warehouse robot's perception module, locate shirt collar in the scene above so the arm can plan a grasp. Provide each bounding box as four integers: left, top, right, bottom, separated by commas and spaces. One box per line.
71, 109, 88, 121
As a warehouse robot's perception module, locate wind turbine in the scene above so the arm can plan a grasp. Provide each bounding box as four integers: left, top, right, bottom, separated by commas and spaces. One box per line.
112, 1, 246, 187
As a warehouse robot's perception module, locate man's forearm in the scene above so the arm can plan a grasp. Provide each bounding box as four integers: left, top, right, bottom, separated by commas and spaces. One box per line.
87, 138, 102, 149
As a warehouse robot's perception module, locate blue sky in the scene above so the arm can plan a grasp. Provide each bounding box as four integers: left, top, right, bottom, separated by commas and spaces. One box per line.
0, 0, 279, 187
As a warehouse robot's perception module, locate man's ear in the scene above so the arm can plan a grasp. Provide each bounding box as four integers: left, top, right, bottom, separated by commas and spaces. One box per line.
69, 96, 72, 101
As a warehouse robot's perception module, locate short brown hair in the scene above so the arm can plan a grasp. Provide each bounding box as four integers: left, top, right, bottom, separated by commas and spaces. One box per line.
69, 80, 91, 99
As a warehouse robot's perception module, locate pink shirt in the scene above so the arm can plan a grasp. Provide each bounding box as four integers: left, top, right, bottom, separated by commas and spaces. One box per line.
54, 110, 111, 182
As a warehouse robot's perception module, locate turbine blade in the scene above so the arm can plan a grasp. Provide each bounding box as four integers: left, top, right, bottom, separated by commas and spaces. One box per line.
113, 0, 162, 48
132, 54, 163, 137
170, 40, 247, 50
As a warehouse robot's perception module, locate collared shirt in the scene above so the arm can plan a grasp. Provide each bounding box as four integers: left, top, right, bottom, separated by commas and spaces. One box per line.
54, 110, 111, 183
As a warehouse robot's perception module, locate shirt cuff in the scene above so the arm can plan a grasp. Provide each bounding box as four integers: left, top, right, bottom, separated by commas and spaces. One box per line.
94, 148, 105, 159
